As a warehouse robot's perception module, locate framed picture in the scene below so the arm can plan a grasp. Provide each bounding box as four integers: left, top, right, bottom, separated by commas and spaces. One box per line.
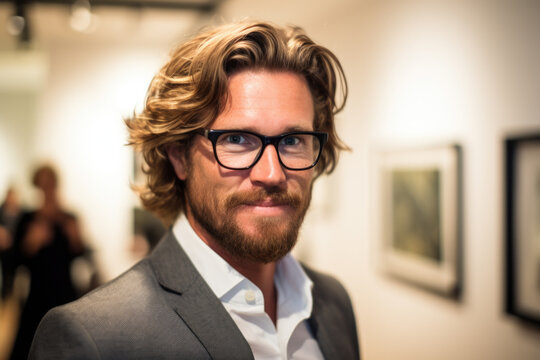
505, 133, 540, 325
378, 144, 461, 297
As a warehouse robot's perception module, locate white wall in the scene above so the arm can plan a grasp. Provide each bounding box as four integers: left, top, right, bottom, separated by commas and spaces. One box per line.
0, 50, 48, 205
0, 5, 204, 277
218, 0, 540, 359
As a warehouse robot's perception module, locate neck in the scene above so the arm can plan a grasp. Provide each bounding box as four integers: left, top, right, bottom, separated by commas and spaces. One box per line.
219, 247, 279, 325
228, 255, 278, 324
185, 212, 279, 325
42, 193, 59, 209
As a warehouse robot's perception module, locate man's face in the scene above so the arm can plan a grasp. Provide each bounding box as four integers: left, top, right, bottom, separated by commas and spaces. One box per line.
170, 69, 315, 263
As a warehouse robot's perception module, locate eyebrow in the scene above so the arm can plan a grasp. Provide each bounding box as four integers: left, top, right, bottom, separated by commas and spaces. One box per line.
222, 125, 314, 133
284, 125, 314, 132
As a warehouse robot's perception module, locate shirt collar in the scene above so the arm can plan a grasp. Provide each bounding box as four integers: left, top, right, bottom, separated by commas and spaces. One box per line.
172, 214, 314, 316
172, 214, 242, 298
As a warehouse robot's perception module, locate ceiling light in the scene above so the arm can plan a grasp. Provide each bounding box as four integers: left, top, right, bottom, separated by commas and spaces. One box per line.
7, 15, 25, 36
70, 0, 97, 33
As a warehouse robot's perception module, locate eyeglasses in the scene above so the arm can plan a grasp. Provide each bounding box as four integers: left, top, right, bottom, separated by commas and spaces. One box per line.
196, 129, 328, 171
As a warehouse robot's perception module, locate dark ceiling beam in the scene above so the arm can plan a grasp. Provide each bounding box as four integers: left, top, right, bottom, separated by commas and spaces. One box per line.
8, 0, 221, 12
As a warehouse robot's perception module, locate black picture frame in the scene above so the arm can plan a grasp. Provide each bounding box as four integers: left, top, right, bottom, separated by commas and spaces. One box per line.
505, 133, 540, 325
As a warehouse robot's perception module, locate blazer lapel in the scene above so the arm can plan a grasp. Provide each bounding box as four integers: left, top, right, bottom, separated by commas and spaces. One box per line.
148, 231, 254, 360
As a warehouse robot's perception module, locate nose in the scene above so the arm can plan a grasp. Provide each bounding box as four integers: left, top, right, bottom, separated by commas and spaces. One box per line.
249, 145, 286, 187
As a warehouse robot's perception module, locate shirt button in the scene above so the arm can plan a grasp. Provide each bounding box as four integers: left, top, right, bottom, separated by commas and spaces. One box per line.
244, 290, 256, 303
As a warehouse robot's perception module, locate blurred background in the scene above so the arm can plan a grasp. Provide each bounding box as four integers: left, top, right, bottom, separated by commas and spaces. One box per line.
1, 0, 540, 359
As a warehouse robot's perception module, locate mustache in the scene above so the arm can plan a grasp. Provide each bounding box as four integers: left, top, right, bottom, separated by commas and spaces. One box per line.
225, 188, 302, 209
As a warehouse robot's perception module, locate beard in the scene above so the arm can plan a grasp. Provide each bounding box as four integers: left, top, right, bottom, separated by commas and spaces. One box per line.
184, 179, 312, 264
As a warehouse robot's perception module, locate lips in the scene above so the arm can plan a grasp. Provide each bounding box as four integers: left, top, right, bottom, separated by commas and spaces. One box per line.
245, 199, 289, 207
238, 201, 292, 217
226, 189, 301, 210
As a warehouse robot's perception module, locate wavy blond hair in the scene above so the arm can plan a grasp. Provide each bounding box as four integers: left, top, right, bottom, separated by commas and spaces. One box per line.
126, 21, 349, 225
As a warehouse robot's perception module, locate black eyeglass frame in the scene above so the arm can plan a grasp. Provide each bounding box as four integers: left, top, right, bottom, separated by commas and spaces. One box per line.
196, 129, 328, 171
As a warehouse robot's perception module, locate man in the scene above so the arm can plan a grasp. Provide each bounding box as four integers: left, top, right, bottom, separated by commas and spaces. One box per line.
30, 21, 360, 359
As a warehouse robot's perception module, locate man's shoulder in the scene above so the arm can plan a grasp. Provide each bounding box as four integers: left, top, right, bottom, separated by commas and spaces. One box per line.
30, 233, 254, 360
58, 258, 158, 318
48, 230, 193, 322
30, 257, 188, 359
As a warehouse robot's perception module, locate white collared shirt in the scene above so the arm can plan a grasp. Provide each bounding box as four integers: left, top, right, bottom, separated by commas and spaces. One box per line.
172, 215, 324, 360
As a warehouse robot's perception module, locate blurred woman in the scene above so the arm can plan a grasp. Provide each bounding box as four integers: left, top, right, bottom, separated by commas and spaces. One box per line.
9, 165, 86, 360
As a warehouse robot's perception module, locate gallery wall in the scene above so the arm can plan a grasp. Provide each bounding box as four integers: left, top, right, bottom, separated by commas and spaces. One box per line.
1, 0, 539, 359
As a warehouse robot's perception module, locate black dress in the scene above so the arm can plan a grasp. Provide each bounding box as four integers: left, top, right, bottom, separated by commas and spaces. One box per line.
9, 210, 83, 360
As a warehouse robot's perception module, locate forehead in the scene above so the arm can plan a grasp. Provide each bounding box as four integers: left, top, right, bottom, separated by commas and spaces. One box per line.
212, 69, 315, 134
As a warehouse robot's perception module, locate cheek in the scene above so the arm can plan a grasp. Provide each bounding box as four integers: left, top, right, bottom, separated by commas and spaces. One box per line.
292, 171, 314, 191
190, 158, 237, 202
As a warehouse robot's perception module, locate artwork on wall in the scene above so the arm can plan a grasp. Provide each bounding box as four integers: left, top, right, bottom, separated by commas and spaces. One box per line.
505, 133, 540, 325
377, 144, 462, 297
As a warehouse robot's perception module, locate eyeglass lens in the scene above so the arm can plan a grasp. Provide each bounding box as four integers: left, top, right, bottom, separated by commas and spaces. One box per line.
215, 132, 321, 169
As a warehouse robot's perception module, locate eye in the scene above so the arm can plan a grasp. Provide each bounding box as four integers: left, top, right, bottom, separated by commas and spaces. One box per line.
217, 132, 260, 151
225, 133, 247, 144
282, 136, 301, 146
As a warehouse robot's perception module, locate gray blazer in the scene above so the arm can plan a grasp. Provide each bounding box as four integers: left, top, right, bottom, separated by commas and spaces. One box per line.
29, 231, 360, 359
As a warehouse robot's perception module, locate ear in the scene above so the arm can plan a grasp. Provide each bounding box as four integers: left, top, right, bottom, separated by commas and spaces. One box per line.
165, 143, 188, 181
